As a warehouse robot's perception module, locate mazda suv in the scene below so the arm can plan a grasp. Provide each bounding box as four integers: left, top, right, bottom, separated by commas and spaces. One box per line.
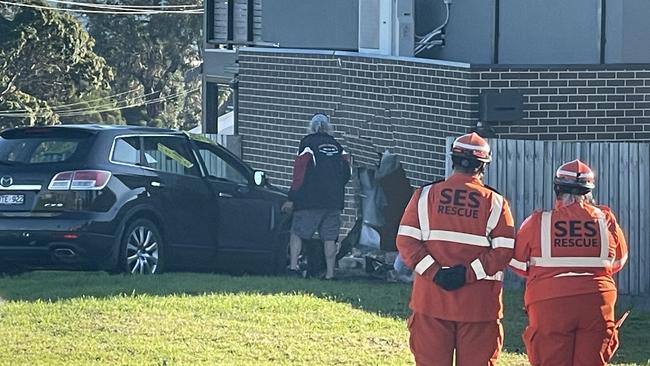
0, 125, 290, 274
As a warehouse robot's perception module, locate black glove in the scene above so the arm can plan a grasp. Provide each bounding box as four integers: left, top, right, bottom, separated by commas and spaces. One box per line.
433, 265, 467, 291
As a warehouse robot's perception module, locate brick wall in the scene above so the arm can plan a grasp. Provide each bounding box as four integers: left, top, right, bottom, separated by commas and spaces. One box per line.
477, 66, 650, 141
236, 49, 650, 230
237, 49, 478, 229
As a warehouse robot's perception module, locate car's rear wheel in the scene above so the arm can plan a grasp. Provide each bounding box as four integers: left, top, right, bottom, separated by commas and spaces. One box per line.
120, 218, 164, 275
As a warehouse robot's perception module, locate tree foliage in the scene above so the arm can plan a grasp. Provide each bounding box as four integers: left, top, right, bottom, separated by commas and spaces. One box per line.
57, 90, 126, 125
85, 0, 202, 129
0, 1, 114, 127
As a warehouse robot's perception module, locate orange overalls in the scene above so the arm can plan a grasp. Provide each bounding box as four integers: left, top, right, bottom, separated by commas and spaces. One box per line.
510, 201, 628, 366
397, 173, 515, 366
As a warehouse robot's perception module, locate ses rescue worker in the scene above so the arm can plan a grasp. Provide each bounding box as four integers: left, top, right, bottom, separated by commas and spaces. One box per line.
396, 132, 515, 366
509, 160, 628, 366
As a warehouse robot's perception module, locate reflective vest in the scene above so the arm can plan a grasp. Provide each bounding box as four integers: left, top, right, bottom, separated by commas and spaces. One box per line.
509, 202, 628, 306
396, 173, 515, 321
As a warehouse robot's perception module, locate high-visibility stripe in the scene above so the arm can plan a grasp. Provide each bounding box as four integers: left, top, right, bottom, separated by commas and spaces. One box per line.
471, 259, 487, 280
529, 256, 615, 268
397, 225, 422, 240
540, 211, 552, 259
613, 253, 628, 269
453, 140, 490, 152
599, 217, 609, 258
424, 230, 491, 247
592, 207, 610, 259
414, 255, 435, 275
554, 272, 595, 278
486, 193, 503, 236
418, 185, 432, 235
492, 237, 515, 249
484, 271, 504, 281
470, 259, 503, 281
556, 169, 594, 178
509, 258, 528, 271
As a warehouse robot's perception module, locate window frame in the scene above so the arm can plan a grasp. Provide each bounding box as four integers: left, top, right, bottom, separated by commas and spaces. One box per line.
140, 135, 201, 177
192, 140, 253, 185
109, 133, 204, 178
110, 136, 142, 166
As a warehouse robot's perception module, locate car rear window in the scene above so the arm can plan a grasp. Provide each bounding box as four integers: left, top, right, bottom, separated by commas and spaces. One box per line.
0, 128, 93, 164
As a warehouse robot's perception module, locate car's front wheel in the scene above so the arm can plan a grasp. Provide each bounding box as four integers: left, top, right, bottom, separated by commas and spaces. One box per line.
119, 218, 164, 275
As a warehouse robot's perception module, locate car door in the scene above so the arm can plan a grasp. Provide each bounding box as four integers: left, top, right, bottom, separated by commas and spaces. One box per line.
140, 135, 217, 265
192, 141, 275, 270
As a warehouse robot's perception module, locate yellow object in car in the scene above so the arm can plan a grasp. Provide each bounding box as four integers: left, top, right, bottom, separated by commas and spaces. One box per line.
157, 143, 194, 168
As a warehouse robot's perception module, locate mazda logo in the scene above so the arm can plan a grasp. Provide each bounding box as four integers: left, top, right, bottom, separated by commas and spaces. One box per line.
0, 176, 13, 187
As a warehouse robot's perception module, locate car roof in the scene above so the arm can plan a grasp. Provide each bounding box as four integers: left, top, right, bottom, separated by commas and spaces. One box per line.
3, 124, 183, 135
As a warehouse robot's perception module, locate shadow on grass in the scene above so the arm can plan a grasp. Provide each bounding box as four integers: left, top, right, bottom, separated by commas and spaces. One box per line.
0, 270, 413, 317
0, 271, 648, 365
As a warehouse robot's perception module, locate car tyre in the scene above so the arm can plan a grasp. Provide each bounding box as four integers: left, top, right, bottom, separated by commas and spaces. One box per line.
119, 218, 165, 275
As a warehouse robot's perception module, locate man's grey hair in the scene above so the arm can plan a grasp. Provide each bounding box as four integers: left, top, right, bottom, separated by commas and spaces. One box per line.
309, 113, 333, 134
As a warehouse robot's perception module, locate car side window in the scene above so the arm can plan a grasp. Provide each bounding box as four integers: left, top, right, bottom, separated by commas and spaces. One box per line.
112, 137, 140, 165
142, 136, 200, 177
196, 142, 249, 185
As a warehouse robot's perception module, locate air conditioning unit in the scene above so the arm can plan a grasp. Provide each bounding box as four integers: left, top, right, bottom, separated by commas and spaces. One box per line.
358, 0, 414, 56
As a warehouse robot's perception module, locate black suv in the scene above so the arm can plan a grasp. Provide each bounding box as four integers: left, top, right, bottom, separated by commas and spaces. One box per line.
0, 125, 290, 274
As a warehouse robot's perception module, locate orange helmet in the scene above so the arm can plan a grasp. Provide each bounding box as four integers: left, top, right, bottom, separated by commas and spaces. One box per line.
554, 159, 595, 191
450, 132, 491, 163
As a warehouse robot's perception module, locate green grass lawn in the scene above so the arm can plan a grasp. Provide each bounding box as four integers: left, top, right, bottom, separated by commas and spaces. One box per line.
0, 272, 648, 365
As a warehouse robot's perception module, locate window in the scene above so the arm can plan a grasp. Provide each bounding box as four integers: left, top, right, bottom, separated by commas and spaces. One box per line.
204, 82, 236, 134
0, 139, 81, 164
112, 137, 140, 165
197, 142, 248, 185
141, 136, 200, 177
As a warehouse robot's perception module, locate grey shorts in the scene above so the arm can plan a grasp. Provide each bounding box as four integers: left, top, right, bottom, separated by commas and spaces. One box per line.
291, 209, 342, 242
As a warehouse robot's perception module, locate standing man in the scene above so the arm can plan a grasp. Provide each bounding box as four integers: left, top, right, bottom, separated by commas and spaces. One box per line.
509, 159, 628, 366
282, 113, 351, 280
397, 132, 515, 366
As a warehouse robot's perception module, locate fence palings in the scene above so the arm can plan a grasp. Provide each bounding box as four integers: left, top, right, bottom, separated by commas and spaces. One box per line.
446, 137, 649, 296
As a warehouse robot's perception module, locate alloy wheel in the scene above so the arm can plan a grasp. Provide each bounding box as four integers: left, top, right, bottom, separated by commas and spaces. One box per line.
125, 225, 159, 274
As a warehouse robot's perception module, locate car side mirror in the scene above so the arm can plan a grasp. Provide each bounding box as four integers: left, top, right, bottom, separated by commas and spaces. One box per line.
253, 171, 266, 186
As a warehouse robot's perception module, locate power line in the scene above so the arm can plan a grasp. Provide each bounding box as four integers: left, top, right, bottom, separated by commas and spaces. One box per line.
0, 89, 196, 118
1, 88, 197, 117
52, 88, 174, 114
0, 87, 166, 114
0, 1, 203, 14
49, 88, 169, 113
47, 0, 201, 9
0, 87, 145, 113
56, 88, 198, 117
0, 87, 200, 118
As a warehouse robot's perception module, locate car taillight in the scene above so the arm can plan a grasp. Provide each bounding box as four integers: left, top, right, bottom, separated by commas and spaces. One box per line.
48, 170, 112, 190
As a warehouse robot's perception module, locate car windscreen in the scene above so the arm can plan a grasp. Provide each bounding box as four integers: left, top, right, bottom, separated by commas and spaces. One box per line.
0, 129, 94, 165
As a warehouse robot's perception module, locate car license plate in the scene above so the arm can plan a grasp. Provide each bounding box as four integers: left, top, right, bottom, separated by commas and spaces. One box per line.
0, 194, 25, 205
